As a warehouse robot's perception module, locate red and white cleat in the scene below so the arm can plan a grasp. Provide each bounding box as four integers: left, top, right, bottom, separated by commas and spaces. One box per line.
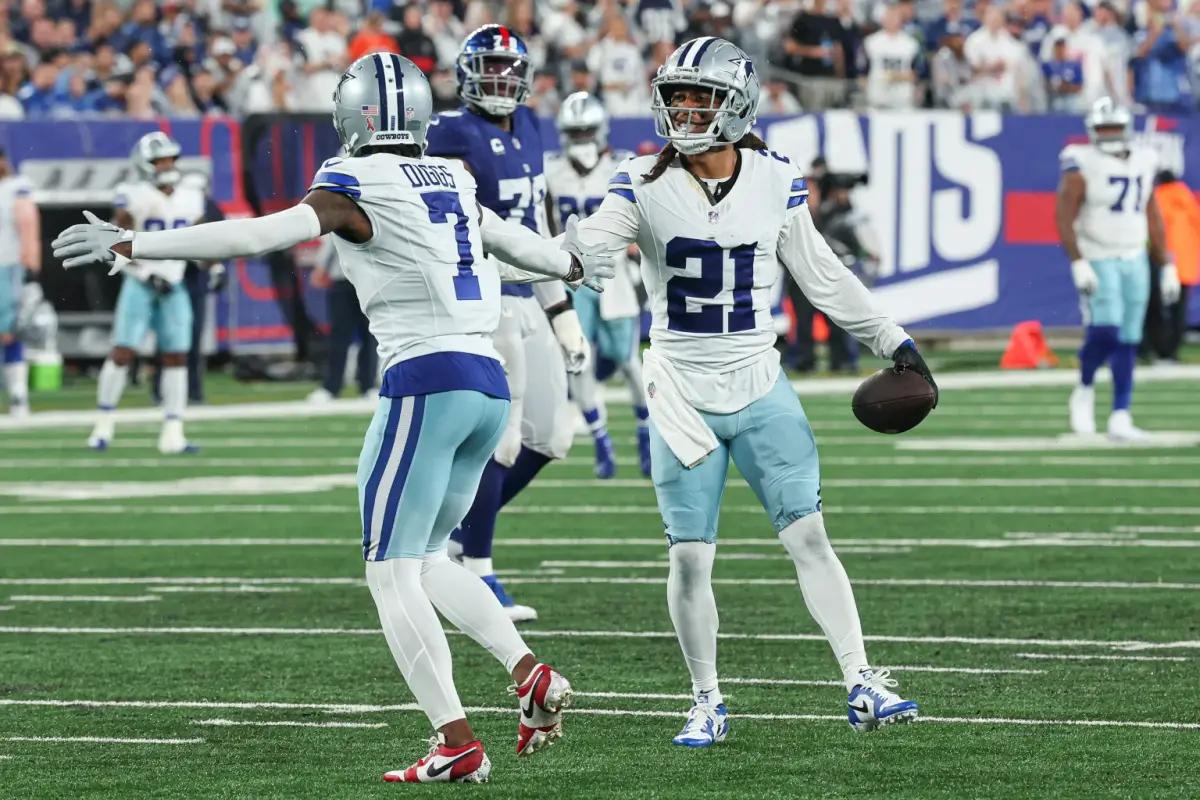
382, 735, 491, 784
512, 663, 573, 757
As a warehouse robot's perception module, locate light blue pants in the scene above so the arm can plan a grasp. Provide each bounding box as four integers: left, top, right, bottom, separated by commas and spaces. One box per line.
359, 390, 509, 561
0, 264, 20, 335
573, 286, 637, 364
112, 277, 193, 353
1085, 255, 1150, 344
649, 372, 821, 543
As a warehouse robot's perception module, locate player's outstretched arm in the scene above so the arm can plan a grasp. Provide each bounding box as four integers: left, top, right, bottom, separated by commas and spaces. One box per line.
778, 203, 909, 360
478, 206, 614, 290
50, 192, 363, 274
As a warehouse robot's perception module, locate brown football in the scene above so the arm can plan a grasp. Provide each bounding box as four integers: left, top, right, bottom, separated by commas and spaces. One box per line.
852, 368, 936, 434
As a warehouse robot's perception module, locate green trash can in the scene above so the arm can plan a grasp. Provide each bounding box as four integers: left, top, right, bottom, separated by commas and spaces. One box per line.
28, 350, 63, 392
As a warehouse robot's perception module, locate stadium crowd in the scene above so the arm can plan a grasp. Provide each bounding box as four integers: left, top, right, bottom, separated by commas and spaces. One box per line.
2, 0, 1199, 121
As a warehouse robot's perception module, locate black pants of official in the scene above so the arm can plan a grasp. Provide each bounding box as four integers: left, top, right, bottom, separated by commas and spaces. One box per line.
150, 265, 208, 403
1142, 265, 1193, 361
323, 279, 377, 396
784, 274, 858, 372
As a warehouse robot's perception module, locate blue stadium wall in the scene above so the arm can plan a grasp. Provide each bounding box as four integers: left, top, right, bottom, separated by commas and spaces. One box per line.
3, 111, 1198, 350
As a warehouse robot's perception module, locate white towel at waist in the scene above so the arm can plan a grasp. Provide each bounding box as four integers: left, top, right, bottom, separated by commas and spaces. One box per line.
641, 348, 719, 469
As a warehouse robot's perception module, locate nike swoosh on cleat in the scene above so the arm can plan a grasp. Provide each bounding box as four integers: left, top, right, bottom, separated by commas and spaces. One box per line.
425, 747, 478, 779
849, 702, 870, 715
521, 672, 546, 720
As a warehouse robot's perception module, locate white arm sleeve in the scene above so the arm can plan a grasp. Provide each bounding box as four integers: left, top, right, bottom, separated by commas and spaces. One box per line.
132, 204, 322, 261
573, 192, 641, 251
479, 205, 572, 279
777, 205, 909, 359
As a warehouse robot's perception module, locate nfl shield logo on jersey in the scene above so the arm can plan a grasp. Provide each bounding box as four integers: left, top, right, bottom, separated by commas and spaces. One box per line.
647, 381, 656, 399
708, 210, 719, 224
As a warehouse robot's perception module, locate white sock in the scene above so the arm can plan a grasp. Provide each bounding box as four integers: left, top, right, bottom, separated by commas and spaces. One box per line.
161, 366, 187, 421
461, 556, 493, 577
420, 553, 532, 674
620, 358, 647, 410
667, 541, 722, 704
4, 361, 28, 406
568, 370, 605, 431
779, 513, 869, 690
96, 359, 128, 410
365, 557, 466, 730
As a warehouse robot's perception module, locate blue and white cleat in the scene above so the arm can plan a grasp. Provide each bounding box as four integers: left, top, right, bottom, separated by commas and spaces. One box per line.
87, 419, 114, 451
671, 703, 729, 748
636, 426, 651, 477
593, 431, 616, 479
481, 574, 538, 623
847, 668, 918, 732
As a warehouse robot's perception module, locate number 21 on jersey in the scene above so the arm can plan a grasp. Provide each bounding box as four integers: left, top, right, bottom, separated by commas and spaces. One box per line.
665, 237, 757, 334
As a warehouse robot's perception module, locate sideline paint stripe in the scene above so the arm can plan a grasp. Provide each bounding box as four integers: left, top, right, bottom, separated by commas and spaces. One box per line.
1015, 653, 1189, 663
0, 626, 1194, 650
0, 699, 1191, 730
192, 718, 386, 730
1, 736, 202, 745
7, 595, 159, 603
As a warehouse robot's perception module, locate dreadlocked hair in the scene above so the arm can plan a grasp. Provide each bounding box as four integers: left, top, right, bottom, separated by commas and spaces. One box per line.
640, 132, 769, 183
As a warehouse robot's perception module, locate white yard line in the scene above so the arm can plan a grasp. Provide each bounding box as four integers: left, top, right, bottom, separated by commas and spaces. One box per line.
1116, 525, 1200, 534
521, 477, 1200, 489
576, 691, 693, 700
0, 475, 356, 501
0, 577, 364, 587
0, 458, 358, 469
192, 718, 386, 730
0, 606, 12, 611
7, 595, 160, 603
0, 625, 1195, 650
1, 697, 1193, 730
154, 586, 300, 594
0, 736, 203, 745
0, 699, 412, 714
1015, 653, 1189, 663
897, 433, 1200, 451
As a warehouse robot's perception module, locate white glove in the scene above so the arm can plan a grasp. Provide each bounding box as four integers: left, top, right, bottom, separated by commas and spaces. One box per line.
560, 214, 615, 292
51, 210, 135, 275
550, 308, 591, 375
1160, 263, 1182, 305
1070, 258, 1098, 296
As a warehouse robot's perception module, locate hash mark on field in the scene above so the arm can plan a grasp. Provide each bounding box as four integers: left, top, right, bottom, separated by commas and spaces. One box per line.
155, 586, 300, 594
0, 625, 1196, 651
193, 718, 387, 730
1, 736, 202, 745
1015, 653, 1189, 663
7, 595, 160, 603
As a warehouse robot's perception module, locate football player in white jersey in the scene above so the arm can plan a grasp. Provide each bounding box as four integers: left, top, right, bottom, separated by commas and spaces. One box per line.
0, 147, 40, 419
85, 132, 208, 453
545, 92, 652, 478
570, 37, 936, 745
54, 54, 615, 784
1057, 97, 1180, 441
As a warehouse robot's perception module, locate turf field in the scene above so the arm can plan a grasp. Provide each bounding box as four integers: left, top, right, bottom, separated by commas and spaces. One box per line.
1, 370, 1199, 799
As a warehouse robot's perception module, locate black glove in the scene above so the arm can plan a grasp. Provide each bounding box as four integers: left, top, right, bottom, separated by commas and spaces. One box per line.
148, 275, 174, 296
892, 339, 938, 408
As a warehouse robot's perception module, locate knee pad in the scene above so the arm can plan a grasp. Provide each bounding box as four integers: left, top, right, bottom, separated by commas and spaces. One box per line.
779, 511, 833, 565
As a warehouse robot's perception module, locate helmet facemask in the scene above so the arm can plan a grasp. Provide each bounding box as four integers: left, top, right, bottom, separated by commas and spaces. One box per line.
459, 52, 531, 116
1088, 122, 1131, 156
562, 126, 602, 170
150, 157, 181, 188
651, 78, 743, 156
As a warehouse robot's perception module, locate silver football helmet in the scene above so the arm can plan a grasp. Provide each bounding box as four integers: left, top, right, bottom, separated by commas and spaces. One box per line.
332, 53, 434, 156
557, 92, 609, 171
131, 132, 182, 188
651, 37, 760, 156
1085, 96, 1132, 156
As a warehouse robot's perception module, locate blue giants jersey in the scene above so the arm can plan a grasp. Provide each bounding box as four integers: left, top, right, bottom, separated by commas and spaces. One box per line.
425, 105, 549, 298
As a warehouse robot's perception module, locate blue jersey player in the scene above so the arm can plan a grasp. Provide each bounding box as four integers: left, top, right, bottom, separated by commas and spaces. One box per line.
429, 25, 588, 622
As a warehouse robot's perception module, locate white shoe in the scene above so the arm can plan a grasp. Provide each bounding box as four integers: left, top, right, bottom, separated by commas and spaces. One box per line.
307, 387, 334, 404
158, 419, 197, 454
1068, 385, 1095, 434
847, 668, 919, 732
671, 702, 730, 747
1107, 409, 1148, 442
88, 418, 115, 450
8, 401, 29, 421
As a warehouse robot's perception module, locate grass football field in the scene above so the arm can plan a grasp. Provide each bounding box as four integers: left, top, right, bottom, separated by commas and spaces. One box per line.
1, 371, 1198, 798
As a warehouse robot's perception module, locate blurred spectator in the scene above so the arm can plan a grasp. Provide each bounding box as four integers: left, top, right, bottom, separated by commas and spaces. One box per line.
160, 66, 199, 117
296, 8, 348, 110
17, 61, 57, 115
637, 0, 686, 50
862, 3, 922, 109
348, 12, 400, 61
279, 1, 308, 44
762, 78, 804, 114
587, 12, 647, 118
189, 67, 227, 114
784, 0, 847, 110
931, 23, 974, 109
396, 3, 438, 75
734, 0, 804, 69
567, 58, 594, 95
504, 0, 545, 71
1093, 2, 1132, 105
123, 66, 157, 119
1041, 2, 1108, 107
1132, 0, 1195, 112
86, 1, 124, 45
111, 0, 168, 66
206, 36, 245, 101
835, 0, 866, 81
527, 68, 563, 116
542, 0, 590, 65
925, 0, 977, 54
427, 0, 467, 69
1012, 0, 1054, 58
48, 66, 94, 116
1042, 35, 1085, 112
964, 6, 1030, 111
230, 16, 259, 66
